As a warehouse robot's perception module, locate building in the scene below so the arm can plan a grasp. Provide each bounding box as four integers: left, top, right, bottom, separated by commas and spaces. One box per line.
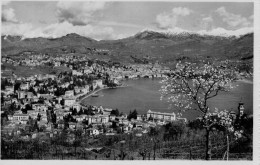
238, 101, 245, 117
17, 91, 26, 99
63, 97, 76, 106
20, 82, 30, 90
4, 86, 14, 95
13, 114, 29, 121
92, 81, 98, 90
72, 70, 83, 76
88, 128, 100, 136
32, 104, 47, 111
65, 90, 74, 97
146, 110, 176, 121
72, 103, 81, 112
87, 115, 109, 125
93, 79, 103, 88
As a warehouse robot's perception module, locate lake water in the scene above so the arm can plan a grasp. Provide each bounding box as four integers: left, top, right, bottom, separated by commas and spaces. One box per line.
82, 78, 253, 121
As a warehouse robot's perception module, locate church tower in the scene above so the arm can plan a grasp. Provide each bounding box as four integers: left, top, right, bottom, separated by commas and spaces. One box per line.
238, 101, 245, 117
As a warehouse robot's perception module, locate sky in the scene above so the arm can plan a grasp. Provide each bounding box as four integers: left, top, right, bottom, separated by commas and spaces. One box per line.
1, 1, 254, 40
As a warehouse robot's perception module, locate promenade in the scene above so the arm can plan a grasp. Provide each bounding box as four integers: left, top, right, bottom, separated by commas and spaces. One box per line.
76, 84, 129, 104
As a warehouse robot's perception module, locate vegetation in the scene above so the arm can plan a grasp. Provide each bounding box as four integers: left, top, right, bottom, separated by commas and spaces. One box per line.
1, 114, 252, 160
160, 61, 239, 160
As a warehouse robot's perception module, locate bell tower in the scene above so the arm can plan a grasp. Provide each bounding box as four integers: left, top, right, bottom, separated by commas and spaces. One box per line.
238, 101, 245, 117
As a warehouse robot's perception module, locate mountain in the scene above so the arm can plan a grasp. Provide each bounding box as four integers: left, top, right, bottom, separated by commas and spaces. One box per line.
1, 31, 253, 64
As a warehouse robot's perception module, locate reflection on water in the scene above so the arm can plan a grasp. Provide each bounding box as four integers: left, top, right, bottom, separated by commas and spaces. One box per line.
82, 78, 253, 120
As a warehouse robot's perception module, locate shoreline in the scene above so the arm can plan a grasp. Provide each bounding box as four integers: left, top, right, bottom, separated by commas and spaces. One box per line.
77, 84, 129, 103
237, 78, 253, 84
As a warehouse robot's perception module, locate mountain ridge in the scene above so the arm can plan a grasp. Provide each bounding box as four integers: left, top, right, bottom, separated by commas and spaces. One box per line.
1, 30, 253, 64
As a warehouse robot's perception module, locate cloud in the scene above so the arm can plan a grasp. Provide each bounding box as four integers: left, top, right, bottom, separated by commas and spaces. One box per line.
156, 7, 192, 29
2, 22, 34, 36
201, 16, 213, 30
144, 26, 253, 37
56, 1, 107, 25
2, 7, 18, 23
172, 7, 192, 16
198, 27, 253, 37
96, 21, 144, 29
249, 15, 253, 20
2, 21, 122, 40
41, 21, 116, 40
156, 13, 178, 29
215, 7, 251, 28
2, 1, 10, 6
2, 1, 123, 40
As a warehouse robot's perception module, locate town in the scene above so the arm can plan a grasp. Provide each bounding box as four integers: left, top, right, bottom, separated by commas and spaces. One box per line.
1, 52, 253, 160
1, 53, 183, 140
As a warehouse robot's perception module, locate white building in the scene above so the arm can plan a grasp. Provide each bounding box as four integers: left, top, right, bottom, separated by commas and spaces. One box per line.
88, 128, 100, 136
4, 86, 14, 95
87, 115, 109, 125
65, 90, 74, 97
72, 70, 83, 76
13, 114, 29, 121
63, 96, 76, 106
146, 110, 176, 121
93, 79, 103, 88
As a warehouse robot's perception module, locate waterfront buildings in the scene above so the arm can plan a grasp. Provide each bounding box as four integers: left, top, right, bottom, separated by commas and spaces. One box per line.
146, 110, 176, 121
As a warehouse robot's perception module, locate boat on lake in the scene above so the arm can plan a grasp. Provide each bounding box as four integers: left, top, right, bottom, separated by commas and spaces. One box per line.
91, 94, 99, 97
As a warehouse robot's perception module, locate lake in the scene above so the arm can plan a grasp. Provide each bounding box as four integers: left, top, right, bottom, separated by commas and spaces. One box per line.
82, 78, 253, 121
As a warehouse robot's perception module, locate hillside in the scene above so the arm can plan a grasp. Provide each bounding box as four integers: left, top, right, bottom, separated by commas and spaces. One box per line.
1, 31, 253, 64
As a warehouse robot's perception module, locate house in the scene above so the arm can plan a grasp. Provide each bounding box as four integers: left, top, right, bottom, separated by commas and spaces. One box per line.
74, 87, 81, 94
88, 128, 100, 136
136, 115, 142, 121
41, 116, 48, 122
54, 61, 61, 67
123, 125, 131, 132
32, 104, 47, 111
72, 70, 83, 76
109, 115, 116, 121
95, 79, 103, 88
20, 82, 30, 90
37, 94, 54, 100
57, 120, 65, 129
17, 91, 27, 99
27, 110, 38, 118
57, 97, 63, 104
4, 86, 14, 95
56, 114, 64, 120
3, 98, 12, 106
81, 85, 90, 93
135, 122, 143, 128
63, 96, 76, 106
75, 116, 83, 122
92, 81, 98, 90
72, 103, 81, 112
65, 90, 74, 97
68, 122, 76, 129
7, 115, 13, 121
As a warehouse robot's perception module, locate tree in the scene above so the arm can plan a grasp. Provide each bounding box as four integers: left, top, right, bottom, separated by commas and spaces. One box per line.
73, 129, 83, 156
160, 61, 237, 160
148, 127, 161, 160
111, 109, 120, 116
127, 110, 138, 121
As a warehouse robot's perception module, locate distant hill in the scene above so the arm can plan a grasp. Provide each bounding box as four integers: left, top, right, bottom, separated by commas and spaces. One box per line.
1, 30, 253, 64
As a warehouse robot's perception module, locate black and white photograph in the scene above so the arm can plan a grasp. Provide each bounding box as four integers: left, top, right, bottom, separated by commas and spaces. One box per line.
0, 0, 259, 162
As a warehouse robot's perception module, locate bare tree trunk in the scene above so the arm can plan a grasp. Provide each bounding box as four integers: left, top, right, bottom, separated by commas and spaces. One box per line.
205, 128, 210, 160
153, 142, 156, 160
227, 135, 229, 161
189, 147, 192, 160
